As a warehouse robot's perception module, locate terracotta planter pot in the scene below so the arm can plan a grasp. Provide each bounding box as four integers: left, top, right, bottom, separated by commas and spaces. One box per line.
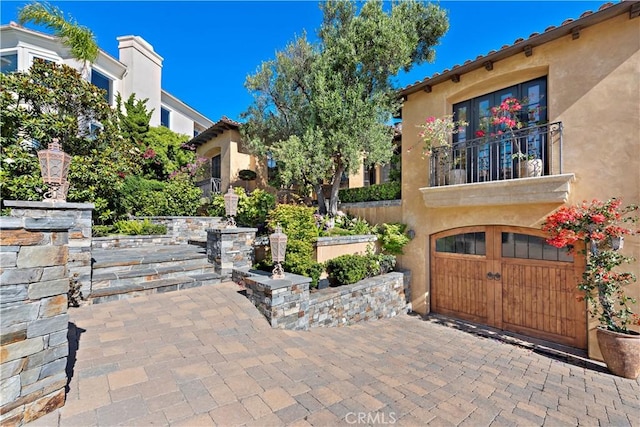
596, 327, 640, 379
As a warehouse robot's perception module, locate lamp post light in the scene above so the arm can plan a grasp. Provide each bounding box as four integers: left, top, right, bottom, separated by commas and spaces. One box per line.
223, 185, 239, 228
269, 224, 288, 279
37, 138, 71, 202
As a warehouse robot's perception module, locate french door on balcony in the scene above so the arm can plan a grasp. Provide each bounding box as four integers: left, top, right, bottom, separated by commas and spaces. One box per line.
452, 77, 548, 183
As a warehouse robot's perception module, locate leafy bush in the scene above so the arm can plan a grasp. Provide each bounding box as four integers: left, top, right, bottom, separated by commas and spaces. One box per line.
325, 254, 370, 286
208, 187, 275, 229
118, 173, 203, 217
366, 253, 397, 276
338, 181, 401, 203
92, 225, 114, 237
267, 204, 319, 242
325, 252, 397, 287
113, 219, 167, 235
374, 222, 412, 255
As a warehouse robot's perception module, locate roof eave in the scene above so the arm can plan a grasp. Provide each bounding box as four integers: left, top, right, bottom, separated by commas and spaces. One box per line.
399, 1, 637, 98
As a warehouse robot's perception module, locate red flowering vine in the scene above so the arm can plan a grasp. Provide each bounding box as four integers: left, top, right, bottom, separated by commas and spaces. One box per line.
542, 198, 640, 333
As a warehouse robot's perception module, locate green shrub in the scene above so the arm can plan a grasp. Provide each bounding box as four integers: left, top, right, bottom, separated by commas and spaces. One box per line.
325, 254, 370, 286
374, 222, 412, 255
326, 252, 397, 287
113, 219, 167, 235
366, 253, 397, 276
92, 225, 114, 237
338, 181, 401, 203
267, 204, 319, 242
118, 174, 203, 217
208, 187, 275, 229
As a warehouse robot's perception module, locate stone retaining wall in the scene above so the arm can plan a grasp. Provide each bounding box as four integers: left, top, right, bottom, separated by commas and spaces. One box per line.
207, 228, 257, 279
92, 235, 175, 249
0, 215, 73, 426
5, 200, 93, 304
308, 272, 409, 328
237, 270, 311, 330
136, 216, 225, 244
235, 269, 410, 331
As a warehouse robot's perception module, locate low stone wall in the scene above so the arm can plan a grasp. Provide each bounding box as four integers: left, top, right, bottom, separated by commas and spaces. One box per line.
308, 272, 409, 328
92, 234, 175, 249
136, 216, 225, 244
237, 270, 311, 330
235, 269, 410, 330
5, 200, 93, 305
0, 215, 73, 426
207, 228, 257, 279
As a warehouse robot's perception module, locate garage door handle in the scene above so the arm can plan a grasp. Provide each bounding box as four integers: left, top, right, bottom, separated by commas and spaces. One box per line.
487, 272, 495, 280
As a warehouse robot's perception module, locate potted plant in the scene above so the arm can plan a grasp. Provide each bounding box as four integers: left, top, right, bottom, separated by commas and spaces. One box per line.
447, 154, 466, 185
411, 115, 467, 185
478, 97, 543, 178
542, 198, 640, 379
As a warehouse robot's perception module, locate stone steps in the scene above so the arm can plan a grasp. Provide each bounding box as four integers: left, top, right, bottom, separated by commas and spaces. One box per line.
89, 243, 221, 304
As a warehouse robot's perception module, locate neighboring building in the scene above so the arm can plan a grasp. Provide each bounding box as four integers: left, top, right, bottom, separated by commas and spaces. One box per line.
188, 117, 267, 198
0, 22, 213, 137
348, 1, 639, 360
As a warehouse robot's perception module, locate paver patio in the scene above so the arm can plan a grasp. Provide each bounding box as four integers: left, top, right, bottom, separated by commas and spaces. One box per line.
27, 282, 640, 427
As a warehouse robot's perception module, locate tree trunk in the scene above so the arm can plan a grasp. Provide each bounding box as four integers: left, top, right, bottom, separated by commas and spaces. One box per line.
314, 183, 327, 215
327, 164, 346, 217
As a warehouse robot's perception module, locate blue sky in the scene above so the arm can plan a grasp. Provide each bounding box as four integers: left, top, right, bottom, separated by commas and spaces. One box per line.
1, 1, 610, 124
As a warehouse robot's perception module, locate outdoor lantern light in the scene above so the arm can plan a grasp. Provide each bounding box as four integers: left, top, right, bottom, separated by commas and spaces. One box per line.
37, 138, 71, 202
223, 185, 239, 228
269, 224, 288, 279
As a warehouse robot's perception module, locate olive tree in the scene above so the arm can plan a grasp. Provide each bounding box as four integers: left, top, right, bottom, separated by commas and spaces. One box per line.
242, 0, 449, 215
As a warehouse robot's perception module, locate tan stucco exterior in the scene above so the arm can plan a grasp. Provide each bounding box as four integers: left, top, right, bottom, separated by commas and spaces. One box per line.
196, 128, 266, 194
351, 7, 639, 359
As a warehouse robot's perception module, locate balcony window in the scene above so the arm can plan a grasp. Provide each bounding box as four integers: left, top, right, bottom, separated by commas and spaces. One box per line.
161, 107, 170, 128
91, 69, 112, 104
431, 77, 553, 187
1, 53, 17, 74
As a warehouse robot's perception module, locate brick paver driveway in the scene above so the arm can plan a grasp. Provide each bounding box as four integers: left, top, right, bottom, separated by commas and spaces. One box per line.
30, 282, 639, 427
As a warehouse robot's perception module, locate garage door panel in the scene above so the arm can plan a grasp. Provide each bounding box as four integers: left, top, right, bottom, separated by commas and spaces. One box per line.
502, 260, 585, 347
432, 226, 587, 350
432, 256, 488, 323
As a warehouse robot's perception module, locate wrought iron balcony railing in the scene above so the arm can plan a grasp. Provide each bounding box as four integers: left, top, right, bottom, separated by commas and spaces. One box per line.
429, 122, 563, 187
196, 177, 222, 197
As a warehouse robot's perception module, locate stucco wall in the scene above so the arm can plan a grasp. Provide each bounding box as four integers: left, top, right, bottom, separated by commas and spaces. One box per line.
197, 129, 254, 193
400, 13, 639, 357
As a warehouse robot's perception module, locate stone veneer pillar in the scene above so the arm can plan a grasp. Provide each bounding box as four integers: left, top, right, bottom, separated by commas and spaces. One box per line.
206, 227, 257, 279
237, 271, 311, 330
4, 201, 94, 300
0, 215, 74, 426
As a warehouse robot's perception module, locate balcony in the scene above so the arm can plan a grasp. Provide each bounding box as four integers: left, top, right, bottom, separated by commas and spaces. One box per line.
420, 122, 575, 208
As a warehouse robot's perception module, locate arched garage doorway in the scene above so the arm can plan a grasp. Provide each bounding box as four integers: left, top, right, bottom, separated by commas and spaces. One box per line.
430, 226, 587, 349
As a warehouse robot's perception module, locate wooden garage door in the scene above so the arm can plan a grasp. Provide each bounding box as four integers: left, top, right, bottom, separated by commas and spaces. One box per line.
431, 226, 587, 349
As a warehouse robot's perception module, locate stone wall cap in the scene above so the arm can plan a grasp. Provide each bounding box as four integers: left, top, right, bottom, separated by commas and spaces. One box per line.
0, 216, 74, 230
246, 271, 311, 289
314, 234, 377, 246
133, 216, 224, 220
206, 227, 258, 233
339, 199, 402, 209
4, 200, 95, 209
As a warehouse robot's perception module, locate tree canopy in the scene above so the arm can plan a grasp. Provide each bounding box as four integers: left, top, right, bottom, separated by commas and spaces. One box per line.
241, 0, 449, 215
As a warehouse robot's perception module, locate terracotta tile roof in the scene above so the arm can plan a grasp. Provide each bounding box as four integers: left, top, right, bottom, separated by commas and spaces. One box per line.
399, 1, 638, 97
187, 116, 242, 147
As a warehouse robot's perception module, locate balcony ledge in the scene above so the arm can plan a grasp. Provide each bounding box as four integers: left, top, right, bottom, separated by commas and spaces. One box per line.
419, 173, 575, 208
